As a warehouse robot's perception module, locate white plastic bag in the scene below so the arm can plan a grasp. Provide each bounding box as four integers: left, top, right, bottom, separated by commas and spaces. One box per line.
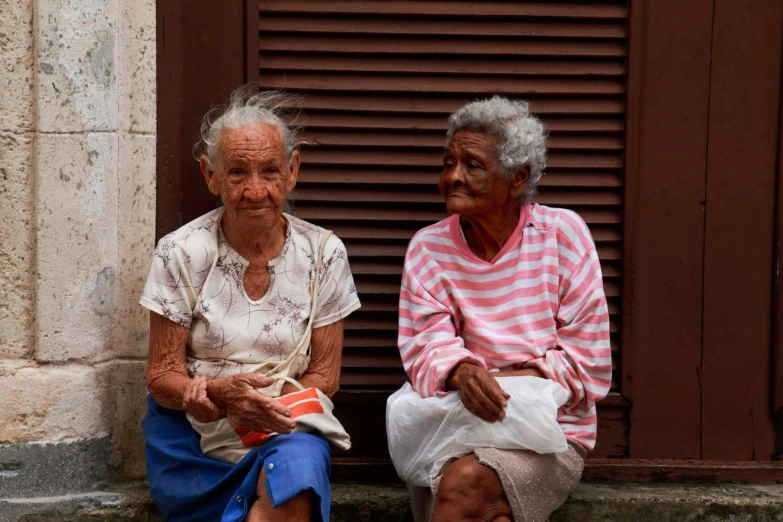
386, 376, 570, 487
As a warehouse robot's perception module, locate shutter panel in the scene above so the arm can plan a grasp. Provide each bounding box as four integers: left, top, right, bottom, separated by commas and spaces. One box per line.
257, 1, 627, 396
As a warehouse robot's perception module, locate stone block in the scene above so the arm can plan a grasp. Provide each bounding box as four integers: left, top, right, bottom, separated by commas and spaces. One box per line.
105, 360, 148, 481
36, 133, 118, 362
36, 0, 118, 132
118, 0, 155, 134
0, 133, 36, 359
0, 363, 110, 443
0, 0, 35, 131
0, 438, 109, 498
0, 491, 142, 521
550, 483, 783, 521
118, 36, 155, 134
119, 0, 155, 43
114, 134, 155, 358
331, 482, 413, 522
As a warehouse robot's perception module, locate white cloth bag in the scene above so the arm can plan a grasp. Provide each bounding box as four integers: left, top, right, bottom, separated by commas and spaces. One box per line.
386, 376, 570, 487
188, 231, 351, 464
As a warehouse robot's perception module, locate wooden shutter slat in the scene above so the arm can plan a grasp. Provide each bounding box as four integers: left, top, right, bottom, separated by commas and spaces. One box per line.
321, 223, 622, 243
259, 36, 625, 58
291, 93, 625, 115
263, 55, 626, 77
294, 205, 622, 224
343, 236, 621, 258
300, 131, 623, 150
295, 186, 622, 205
301, 149, 623, 169
298, 168, 623, 187
342, 353, 405, 369
259, 1, 628, 19
260, 17, 627, 39
261, 73, 624, 94
299, 113, 625, 132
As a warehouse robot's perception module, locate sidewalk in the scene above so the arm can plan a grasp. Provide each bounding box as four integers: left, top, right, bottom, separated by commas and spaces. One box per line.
3, 481, 783, 521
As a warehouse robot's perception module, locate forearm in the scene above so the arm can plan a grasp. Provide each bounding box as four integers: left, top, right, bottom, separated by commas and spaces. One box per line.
400, 284, 484, 397
549, 248, 612, 408
280, 370, 339, 398
147, 311, 195, 411
147, 369, 192, 411
492, 367, 546, 379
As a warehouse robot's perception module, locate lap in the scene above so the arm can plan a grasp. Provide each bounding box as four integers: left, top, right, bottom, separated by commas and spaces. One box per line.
256, 430, 331, 514
143, 395, 331, 522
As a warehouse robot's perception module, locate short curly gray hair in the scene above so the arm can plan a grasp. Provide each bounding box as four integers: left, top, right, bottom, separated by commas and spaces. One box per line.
446, 96, 547, 204
194, 84, 302, 170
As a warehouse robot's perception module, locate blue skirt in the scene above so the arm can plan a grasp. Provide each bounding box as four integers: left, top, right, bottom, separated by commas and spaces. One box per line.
142, 395, 332, 522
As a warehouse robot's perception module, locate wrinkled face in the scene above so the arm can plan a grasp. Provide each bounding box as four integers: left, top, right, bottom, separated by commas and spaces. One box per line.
439, 130, 526, 217
200, 122, 299, 232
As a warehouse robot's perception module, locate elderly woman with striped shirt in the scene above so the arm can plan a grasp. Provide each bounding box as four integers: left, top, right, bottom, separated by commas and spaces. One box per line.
398, 97, 612, 522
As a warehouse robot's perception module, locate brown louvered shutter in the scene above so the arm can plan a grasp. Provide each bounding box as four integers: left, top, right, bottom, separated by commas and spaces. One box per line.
256, 0, 628, 463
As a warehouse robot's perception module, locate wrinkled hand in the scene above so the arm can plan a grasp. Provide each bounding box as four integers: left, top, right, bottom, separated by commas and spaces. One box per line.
182, 375, 224, 423
447, 363, 511, 423
208, 373, 295, 434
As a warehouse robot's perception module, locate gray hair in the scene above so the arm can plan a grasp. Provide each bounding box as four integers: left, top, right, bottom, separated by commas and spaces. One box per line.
446, 96, 547, 204
194, 85, 302, 170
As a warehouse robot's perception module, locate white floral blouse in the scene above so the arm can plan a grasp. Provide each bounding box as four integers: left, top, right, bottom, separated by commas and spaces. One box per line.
140, 208, 361, 380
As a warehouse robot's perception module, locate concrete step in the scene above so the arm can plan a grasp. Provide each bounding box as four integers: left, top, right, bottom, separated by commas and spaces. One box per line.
2, 481, 783, 521
552, 483, 783, 522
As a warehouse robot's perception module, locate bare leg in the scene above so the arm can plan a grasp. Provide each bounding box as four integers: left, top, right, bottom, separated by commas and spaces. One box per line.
246, 469, 314, 522
432, 455, 513, 522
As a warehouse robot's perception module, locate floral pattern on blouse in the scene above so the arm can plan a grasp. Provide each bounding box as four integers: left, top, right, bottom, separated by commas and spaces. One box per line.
139, 208, 361, 380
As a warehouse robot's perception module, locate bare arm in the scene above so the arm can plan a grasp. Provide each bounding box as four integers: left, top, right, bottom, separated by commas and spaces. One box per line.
147, 311, 226, 422
146, 311, 195, 410
281, 319, 344, 398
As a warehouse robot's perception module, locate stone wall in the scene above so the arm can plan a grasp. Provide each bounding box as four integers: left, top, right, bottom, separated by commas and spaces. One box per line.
0, 0, 156, 496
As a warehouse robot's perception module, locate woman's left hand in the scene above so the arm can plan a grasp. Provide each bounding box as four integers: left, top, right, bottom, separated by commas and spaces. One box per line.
448, 362, 511, 422
182, 375, 224, 423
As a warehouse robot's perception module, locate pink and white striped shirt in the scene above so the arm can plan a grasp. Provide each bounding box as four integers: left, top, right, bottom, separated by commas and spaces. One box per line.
397, 204, 612, 451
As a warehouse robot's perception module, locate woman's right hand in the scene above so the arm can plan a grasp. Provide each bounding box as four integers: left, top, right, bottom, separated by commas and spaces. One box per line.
207, 373, 296, 434
183, 375, 224, 423
447, 362, 510, 423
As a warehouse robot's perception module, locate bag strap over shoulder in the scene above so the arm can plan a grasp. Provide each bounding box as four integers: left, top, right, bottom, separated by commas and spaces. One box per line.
301, 229, 333, 358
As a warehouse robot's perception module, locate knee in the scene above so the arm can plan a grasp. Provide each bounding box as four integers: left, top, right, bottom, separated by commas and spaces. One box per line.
283, 491, 313, 517
436, 456, 499, 508
249, 490, 313, 522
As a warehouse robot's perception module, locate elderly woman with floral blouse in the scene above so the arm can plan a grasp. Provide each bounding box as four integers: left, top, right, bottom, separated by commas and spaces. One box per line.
140, 86, 360, 522
398, 97, 612, 522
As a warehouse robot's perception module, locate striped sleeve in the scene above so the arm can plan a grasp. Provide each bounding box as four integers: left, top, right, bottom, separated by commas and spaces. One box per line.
524, 247, 612, 413
398, 245, 486, 398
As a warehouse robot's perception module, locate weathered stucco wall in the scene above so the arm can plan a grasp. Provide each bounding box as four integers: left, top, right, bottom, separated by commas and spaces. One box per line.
0, 0, 156, 496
